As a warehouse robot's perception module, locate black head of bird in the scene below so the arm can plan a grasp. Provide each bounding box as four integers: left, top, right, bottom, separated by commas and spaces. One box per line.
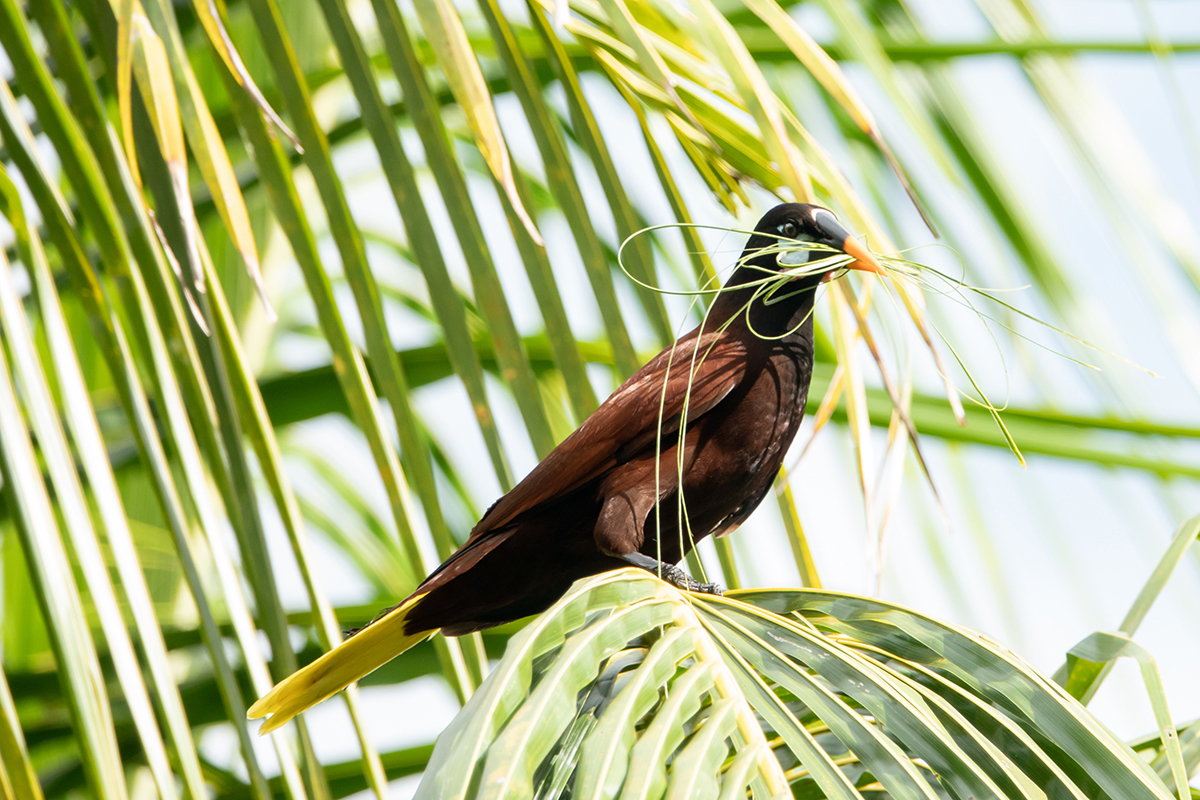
712, 202, 883, 333
247, 203, 883, 734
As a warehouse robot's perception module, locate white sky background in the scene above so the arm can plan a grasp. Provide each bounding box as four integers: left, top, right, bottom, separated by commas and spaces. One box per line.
215, 0, 1200, 795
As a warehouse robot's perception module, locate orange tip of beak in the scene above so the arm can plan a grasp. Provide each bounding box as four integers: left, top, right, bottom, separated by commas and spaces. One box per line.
841, 236, 885, 275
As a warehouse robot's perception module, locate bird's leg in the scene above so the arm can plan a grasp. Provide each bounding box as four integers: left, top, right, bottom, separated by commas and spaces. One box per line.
619, 552, 723, 595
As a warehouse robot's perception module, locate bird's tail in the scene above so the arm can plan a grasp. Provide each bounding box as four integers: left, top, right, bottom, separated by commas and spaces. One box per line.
247, 593, 435, 734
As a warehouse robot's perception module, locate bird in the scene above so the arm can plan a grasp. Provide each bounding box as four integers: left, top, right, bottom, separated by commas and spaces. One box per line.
248, 203, 883, 733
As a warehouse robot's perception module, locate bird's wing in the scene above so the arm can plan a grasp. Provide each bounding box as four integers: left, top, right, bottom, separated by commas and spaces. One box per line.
468, 329, 747, 539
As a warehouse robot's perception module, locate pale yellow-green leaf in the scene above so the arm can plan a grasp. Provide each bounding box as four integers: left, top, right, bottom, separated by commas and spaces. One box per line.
595, 0, 715, 147
688, 0, 811, 201
828, 281, 873, 515
413, 0, 543, 245
189, 0, 301, 149
115, 0, 137, 184
136, 0, 275, 318
743, 0, 876, 134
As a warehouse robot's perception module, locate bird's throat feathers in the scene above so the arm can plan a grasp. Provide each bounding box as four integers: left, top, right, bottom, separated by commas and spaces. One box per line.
709, 268, 820, 341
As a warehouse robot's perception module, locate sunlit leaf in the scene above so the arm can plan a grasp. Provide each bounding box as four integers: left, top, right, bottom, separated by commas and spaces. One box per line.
419, 570, 1175, 800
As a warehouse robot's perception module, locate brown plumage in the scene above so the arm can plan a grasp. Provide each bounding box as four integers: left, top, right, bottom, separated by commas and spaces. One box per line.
248, 203, 882, 732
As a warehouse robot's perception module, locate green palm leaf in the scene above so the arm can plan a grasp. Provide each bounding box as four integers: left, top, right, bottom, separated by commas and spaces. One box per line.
418, 569, 1174, 800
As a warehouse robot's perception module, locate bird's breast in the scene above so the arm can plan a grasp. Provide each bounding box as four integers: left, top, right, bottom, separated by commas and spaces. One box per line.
696, 347, 808, 475
650, 341, 812, 546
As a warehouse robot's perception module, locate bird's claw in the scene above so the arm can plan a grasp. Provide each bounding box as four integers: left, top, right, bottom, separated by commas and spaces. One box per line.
659, 563, 724, 595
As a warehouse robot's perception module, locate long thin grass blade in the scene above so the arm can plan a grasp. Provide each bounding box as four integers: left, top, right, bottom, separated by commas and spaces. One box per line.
688, 0, 811, 201
312, 0, 519, 489
189, 0, 299, 148
135, 0, 275, 317
0, 282, 129, 800
0, 669, 42, 800
0, 213, 180, 800
0, 169, 209, 800
130, 12, 205, 314
773, 472, 822, 588
199, 237, 390, 798
0, 76, 274, 800
827, 281, 875, 526
412, 0, 542, 244
530, 2, 674, 358
504, 167, 603, 420
115, 0, 137, 179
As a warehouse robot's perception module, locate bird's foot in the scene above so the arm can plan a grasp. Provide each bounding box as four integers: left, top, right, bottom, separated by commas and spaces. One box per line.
619, 552, 724, 595
658, 563, 724, 596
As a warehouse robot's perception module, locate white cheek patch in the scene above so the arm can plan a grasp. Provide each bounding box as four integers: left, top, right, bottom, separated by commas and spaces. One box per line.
776, 233, 816, 266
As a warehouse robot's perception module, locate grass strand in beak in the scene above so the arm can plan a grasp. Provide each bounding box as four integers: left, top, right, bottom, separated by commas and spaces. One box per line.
880, 254, 1155, 377
836, 279, 947, 515
883, 267, 967, 426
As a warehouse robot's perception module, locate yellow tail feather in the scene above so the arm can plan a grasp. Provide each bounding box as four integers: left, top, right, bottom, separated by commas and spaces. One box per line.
247, 593, 434, 734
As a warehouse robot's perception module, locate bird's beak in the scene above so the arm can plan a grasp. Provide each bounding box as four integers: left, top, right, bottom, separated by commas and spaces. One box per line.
812, 209, 885, 275
840, 236, 885, 274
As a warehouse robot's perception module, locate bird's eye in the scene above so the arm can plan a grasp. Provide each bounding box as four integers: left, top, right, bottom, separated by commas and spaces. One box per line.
778, 221, 798, 238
